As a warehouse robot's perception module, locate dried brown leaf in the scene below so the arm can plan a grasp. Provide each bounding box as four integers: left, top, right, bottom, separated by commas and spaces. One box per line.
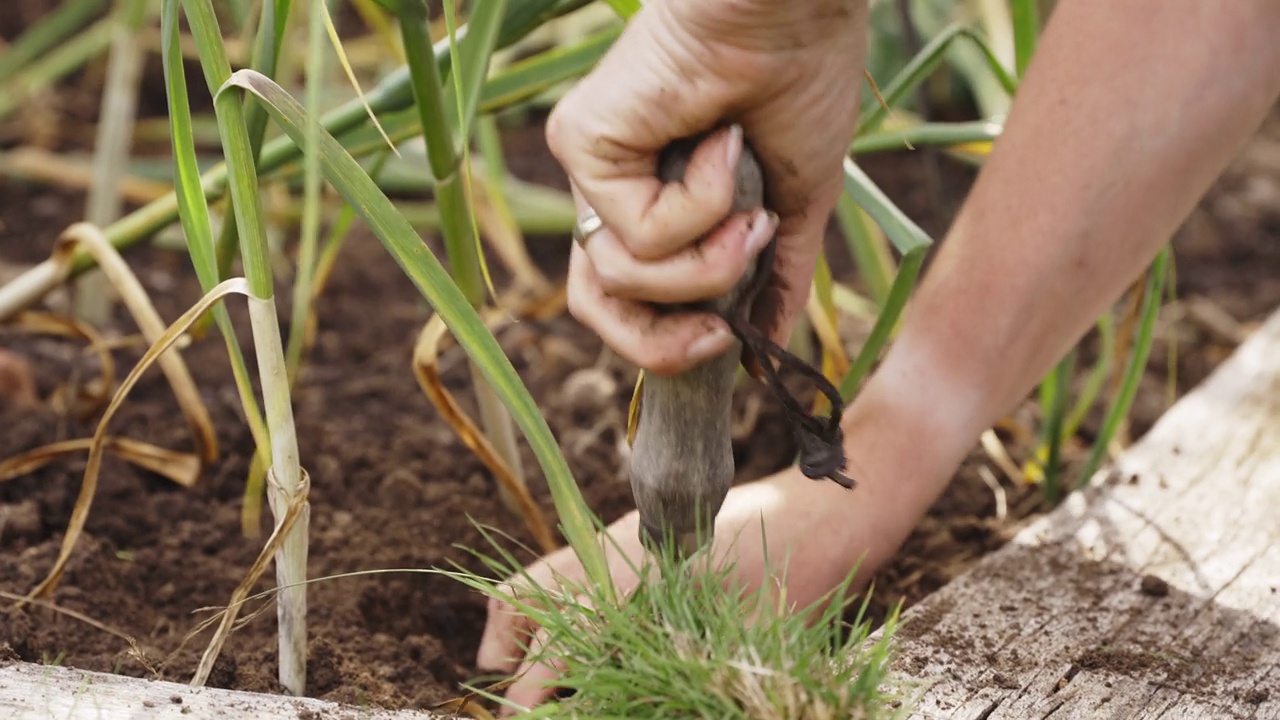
22, 276, 249, 603
412, 314, 558, 555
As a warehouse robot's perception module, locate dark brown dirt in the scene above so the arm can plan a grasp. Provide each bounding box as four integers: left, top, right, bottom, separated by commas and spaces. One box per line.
2, 6, 1279, 708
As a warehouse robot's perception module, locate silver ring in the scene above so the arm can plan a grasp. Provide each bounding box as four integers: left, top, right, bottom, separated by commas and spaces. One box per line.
572, 210, 605, 248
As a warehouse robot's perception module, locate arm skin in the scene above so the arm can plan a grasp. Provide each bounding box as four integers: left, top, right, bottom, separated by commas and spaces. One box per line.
477, 0, 1280, 709
770, 0, 1280, 590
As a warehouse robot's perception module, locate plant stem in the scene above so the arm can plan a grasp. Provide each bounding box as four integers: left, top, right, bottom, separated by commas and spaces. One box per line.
0, 18, 114, 123
399, 1, 529, 510
183, 0, 307, 694
76, 0, 148, 327
835, 193, 894, 306
1077, 248, 1170, 489
285, 0, 326, 387
215, 0, 293, 281
1010, 0, 1041, 77
0, 0, 108, 83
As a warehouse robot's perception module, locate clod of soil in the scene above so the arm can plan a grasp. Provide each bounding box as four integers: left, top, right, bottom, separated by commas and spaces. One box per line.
1139, 574, 1171, 597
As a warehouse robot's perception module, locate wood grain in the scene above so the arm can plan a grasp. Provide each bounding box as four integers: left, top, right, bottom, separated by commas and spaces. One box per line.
0, 661, 443, 720
881, 306, 1280, 719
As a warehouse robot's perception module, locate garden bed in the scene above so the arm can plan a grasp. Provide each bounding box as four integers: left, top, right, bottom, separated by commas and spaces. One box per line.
3, 75, 1279, 716
883, 300, 1280, 719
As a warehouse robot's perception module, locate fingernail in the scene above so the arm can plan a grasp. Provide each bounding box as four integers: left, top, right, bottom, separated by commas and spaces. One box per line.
686, 327, 734, 364
725, 124, 744, 170
745, 209, 779, 257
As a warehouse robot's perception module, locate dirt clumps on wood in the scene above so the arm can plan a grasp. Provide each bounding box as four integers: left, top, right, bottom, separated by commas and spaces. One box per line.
1139, 574, 1170, 597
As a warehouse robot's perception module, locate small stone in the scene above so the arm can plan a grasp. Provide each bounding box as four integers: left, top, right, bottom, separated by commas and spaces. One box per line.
170, 694, 183, 704
1139, 574, 1169, 597
377, 469, 423, 508
0, 348, 38, 409
0, 500, 41, 540
560, 368, 617, 412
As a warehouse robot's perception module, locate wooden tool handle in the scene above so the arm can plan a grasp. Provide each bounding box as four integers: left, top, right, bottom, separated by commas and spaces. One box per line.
629, 131, 772, 557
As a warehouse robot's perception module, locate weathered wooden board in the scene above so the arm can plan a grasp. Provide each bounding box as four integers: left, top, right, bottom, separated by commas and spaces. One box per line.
883, 306, 1280, 719
0, 661, 445, 719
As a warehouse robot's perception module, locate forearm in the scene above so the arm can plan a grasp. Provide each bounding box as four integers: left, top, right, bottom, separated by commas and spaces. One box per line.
875, 0, 1280, 444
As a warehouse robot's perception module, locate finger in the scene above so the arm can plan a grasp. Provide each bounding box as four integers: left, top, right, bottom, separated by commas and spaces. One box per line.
501, 627, 567, 716
574, 123, 745, 261
476, 591, 538, 673
567, 243, 738, 375
583, 210, 778, 306
545, 22, 745, 260
748, 209, 829, 350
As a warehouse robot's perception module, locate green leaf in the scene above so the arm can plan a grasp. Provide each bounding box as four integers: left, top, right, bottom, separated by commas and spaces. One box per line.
839, 245, 926, 401
479, 26, 619, 112
857, 23, 1017, 136
221, 69, 613, 600
836, 159, 935, 399
1077, 248, 1171, 489
442, 0, 509, 141
601, 0, 641, 20
850, 119, 1002, 155
834, 193, 894, 306
159, 0, 269, 456
1010, 0, 1041, 78
842, 158, 932, 255
0, 0, 107, 83
1063, 314, 1115, 441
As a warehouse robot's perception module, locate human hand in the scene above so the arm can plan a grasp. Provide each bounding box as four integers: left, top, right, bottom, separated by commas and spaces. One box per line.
474, 469, 870, 713
550, 0, 868, 375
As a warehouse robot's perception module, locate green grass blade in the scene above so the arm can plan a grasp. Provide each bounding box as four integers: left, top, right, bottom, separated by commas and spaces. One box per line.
1039, 350, 1075, 501
857, 23, 1017, 135
214, 0, 293, 278
0, 0, 107, 83
394, 4, 450, 179
284, 0, 327, 385
396, 1, 485, 307
222, 68, 613, 600
246, 0, 291, 158
440, 0, 503, 304
1077, 248, 1171, 488
183, 0, 274, 297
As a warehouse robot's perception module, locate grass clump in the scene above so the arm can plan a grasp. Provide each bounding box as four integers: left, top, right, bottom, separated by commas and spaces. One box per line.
452, 531, 911, 719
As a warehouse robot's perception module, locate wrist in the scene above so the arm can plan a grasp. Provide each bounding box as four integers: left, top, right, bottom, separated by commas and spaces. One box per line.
843, 326, 991, 470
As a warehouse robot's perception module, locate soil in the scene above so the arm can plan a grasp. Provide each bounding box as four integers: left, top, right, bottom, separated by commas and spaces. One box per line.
2, 5, 1280, 713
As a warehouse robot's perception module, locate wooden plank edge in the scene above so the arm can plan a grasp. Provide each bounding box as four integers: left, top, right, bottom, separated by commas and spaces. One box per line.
0, 661, 447, 719
868, 304, 1280, 718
